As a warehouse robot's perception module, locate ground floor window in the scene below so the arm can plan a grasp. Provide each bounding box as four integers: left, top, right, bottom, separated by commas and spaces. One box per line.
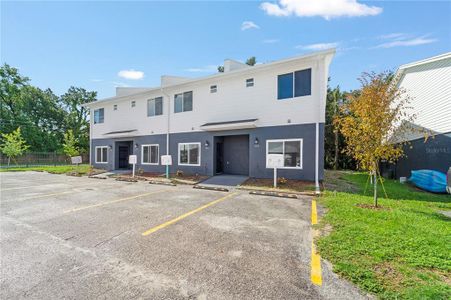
266, 139, 302, 169
142, 144, 159, 165
178, 143, 200, 166
95, 146, 108, 164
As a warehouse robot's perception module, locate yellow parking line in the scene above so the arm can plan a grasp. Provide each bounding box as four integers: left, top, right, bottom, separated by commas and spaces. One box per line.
142, 192, 237, 236
64, 190, 165, 214
311, 199, 322, 286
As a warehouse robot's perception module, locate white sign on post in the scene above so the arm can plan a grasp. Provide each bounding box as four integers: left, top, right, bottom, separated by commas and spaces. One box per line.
267, 154, 284, 188
71, 156, 82, 165
129, 155, 137, 177
161, 155, 172, 166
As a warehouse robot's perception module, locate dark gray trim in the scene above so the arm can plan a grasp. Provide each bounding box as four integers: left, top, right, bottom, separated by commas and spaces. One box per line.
201, 118, 258, 127
104, 129, 137, 135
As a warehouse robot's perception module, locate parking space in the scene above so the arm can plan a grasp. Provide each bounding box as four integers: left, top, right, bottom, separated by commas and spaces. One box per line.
0, 172, 366, 299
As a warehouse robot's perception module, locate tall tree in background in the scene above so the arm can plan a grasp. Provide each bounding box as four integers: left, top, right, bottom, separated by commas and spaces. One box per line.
0, 63, 96, 153
336, 71, 415, 207
325, 84, 356, 170
60, 87, 96, 153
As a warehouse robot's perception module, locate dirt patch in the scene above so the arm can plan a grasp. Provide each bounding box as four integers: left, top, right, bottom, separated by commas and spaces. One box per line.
119, 172, 207, 184
374, 262, 405, 290
356, 203, 389, 210
241, 178, 315, 193
323, 170, 360, 193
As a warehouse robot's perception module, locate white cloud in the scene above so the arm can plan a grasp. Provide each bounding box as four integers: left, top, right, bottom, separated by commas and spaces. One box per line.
375, 36, 437, 48
241, 21, 260, 31
295, 42, 339, 51
378, 33, 407, 40
260, 0, 382, 20
263, 39, 279, 44
117, 69, 144, 80
184, 65, 218, 73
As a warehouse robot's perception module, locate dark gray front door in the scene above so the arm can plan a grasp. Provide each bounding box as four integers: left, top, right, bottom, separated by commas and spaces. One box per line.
222, 135, 249, 175
118, 146, 130, 169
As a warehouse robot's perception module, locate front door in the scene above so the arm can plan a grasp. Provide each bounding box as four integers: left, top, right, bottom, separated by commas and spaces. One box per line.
222, 135, 249, 175
118, 146, 130, 169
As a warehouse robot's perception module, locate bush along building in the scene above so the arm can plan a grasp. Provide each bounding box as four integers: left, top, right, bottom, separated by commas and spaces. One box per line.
85, 49, 335, 191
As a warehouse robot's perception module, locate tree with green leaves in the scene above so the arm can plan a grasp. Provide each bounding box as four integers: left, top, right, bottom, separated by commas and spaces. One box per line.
60, 87, 97, 153
218, 56, 257, 72
0, 127, 29, 167
336, 71, 415, 207
62, 130, 79, 158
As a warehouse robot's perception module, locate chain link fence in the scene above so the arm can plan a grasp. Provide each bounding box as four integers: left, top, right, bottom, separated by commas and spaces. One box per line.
0, 152, 89, 168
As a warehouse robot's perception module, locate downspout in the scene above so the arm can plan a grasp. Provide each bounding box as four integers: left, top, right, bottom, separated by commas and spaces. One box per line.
160, 86, 171, 179
315, 59, 322, 195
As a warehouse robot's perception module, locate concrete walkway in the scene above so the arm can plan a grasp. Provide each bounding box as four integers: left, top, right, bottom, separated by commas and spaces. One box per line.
199, 174, 248, 187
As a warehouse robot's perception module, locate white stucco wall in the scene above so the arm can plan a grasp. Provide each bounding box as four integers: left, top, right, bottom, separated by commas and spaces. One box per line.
88, 50, 334, 139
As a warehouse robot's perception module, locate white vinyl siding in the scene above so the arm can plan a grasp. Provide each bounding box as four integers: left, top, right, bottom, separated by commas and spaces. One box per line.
95, 146, 108, 163
398, 57, 451, 138
141, 144, 159, 165
178, 143, 200, 166
266, 139, 303, 169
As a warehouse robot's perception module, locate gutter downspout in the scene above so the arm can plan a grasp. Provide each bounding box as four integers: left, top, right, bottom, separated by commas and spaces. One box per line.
315, 122, 320, 194
160, 86, 171, 179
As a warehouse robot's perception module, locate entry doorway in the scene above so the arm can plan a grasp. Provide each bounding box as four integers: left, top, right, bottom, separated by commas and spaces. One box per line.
115, 141, 133, 170
215, 135, 249, 176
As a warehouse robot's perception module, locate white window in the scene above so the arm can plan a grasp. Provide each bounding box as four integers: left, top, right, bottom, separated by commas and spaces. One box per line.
246, 78, 254, 87
210, 85, 217, 93
131, 100, 136, 107
147, 97, 163, 117
174, 91, 193, 113
94, 108, 104, 124
95, 146, 108, 164
178, 143, 201, 166
113, 104, 118, 111
266, 139, 302, 169
141, 144, 159, 165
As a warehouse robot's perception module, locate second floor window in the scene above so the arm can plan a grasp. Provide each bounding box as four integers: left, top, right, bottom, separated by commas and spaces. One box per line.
147, 97, 163, 117
277, 68, 312, 100
246, 78, 254, 87
131, 100, 136, 107
113, 104, 118, 111
174, 91, 193, 113
210, 85, 217, 93
94, 108, 104, 124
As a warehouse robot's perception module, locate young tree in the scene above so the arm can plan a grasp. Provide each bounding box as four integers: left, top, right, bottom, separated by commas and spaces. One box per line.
62, 130, 79, 158
245, 56, 256, 66
336, 71, 415, 207
0, 127, 29, 167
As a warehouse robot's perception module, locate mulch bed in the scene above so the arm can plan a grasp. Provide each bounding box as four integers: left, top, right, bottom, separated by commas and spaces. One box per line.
241, 178, 315, 193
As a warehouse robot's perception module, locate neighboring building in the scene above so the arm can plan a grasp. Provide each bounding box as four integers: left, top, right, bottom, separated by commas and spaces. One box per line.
85, 49, 335, 189
383, 52, 451, 178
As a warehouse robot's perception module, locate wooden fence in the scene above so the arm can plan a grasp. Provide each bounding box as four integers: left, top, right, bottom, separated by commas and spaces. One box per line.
0, 152, 89, 167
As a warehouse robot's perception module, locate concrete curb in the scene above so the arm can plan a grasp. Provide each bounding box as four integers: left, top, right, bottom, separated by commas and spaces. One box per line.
149, 181, 177, 187
248, 190, 299, 199
237, 186, 315, 196
193, 185, 229, 192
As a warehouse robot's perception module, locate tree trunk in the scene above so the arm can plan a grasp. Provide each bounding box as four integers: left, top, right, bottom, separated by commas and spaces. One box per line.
8, 156, 10, 167
373, 171, 378, 207
334, 129, 339, 170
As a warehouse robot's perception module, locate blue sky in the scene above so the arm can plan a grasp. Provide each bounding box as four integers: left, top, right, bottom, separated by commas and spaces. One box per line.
2, 0, 450, 99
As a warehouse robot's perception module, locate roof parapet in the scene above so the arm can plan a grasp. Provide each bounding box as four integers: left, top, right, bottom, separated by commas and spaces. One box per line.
224, 59, 249, 72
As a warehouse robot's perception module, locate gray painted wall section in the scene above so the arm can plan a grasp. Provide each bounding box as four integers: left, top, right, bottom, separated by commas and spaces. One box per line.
91, 123, 325, 181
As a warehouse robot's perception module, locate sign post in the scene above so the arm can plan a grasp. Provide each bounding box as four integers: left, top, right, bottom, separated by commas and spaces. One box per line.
129, 155, 137, 177
267, 154, 284, 188
161, 155, 172, 178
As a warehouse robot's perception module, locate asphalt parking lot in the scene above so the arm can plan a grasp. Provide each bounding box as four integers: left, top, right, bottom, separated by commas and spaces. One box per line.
1, 172, 366, 299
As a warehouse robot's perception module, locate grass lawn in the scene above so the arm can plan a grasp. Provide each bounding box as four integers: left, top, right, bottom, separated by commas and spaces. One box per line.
0, 164, 95, 175
318, 171, 450, 299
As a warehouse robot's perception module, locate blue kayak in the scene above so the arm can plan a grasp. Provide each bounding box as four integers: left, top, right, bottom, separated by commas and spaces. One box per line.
409, 170, 447, 193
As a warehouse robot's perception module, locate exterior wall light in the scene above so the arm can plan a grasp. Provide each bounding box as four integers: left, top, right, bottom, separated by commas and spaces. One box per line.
135, 143, 139, 149
108, 145, 113, 150
254, 138, 259, 145
205, 141, 210, 148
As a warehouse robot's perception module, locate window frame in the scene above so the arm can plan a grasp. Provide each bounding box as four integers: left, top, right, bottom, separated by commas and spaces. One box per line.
277, 68, 312, 100
174, 91, 193, 113
265, 138, 303, 169
147, 97, 163, 117
246, 78, 254, 87
141, 144, 159, 165
210, 85, 217, 93
93, 108, 104, 124
177, 142, 201, 166
95, 146, 108, 164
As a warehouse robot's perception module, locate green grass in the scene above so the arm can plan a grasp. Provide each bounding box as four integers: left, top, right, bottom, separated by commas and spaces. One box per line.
0, 164, 93, 175
318, 171, 451, 299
